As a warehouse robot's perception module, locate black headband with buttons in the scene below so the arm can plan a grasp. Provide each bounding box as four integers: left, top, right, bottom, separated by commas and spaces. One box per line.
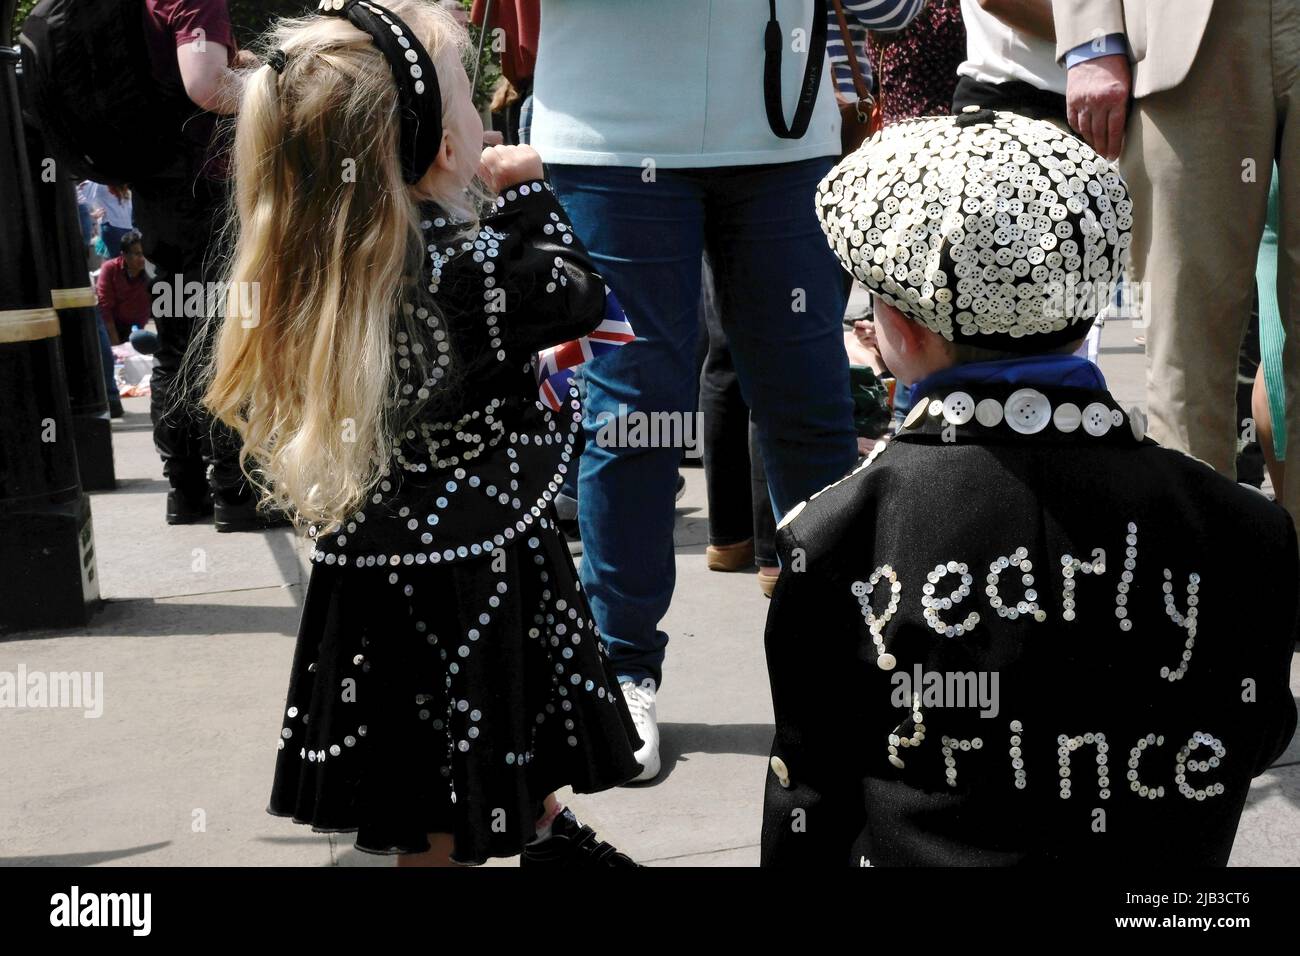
315, 0, 444, 185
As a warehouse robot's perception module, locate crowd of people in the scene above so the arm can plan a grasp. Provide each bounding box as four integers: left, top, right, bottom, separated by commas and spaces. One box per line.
41, 0, 1297, 867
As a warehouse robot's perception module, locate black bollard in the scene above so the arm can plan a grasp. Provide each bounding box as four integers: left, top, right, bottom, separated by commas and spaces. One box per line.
19, 67, 116, 491
0, 15, 100, 631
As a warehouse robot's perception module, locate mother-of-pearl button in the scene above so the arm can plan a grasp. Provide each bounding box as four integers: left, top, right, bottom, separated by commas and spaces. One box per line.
1082, 402, 1112, 436
1129, 406, 1147, 441
1052, 402, 1082, 433
776, 498, 807, 531
942, 391, 976, 425
770, 755, 791, 787
903, 399, 930, 429
1004, 388, 1051, 434
888, 754, 906, 769
877, 652, 897, 671
927, 398, 945, 417
974, 397, 1003, 427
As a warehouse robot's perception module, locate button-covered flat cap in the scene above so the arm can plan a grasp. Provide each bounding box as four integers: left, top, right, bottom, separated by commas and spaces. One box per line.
816, 110, 1133, 352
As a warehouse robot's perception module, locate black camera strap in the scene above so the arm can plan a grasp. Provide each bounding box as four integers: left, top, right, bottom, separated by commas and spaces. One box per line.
764, 0, 829, 139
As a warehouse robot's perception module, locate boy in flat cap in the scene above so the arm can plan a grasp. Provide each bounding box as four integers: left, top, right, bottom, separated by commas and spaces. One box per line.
762, 111, 1299, 867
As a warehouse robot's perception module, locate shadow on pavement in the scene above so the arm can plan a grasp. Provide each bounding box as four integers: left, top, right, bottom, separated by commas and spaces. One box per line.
640, 721, 774, 784
0, 841, 171, 866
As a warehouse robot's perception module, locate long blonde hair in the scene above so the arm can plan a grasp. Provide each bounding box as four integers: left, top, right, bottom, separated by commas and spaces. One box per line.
203, 1, 469, 534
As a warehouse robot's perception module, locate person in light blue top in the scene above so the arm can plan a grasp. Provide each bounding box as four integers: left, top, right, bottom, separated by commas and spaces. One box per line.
532, 0, 925, 782
85, 182, 135, 258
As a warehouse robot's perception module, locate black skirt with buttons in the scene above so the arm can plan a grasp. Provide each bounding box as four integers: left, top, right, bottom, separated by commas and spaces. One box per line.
267, 514, 643, 864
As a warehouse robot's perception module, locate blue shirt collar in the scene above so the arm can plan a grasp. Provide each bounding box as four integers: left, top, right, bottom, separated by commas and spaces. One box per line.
909, 354, 1107, 405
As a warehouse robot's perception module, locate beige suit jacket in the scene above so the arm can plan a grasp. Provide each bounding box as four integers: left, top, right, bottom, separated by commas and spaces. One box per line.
1054, 0, 1216, 98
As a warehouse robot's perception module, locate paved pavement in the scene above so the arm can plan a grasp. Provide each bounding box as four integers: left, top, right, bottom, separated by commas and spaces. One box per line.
1, 316, 1296, 867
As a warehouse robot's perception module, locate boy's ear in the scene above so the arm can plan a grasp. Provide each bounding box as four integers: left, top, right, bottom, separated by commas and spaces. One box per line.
875, 299, 920, 354
890, 303, 946, 358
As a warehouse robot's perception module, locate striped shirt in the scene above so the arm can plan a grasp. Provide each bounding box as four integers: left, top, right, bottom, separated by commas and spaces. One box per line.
827, 0, 929, 95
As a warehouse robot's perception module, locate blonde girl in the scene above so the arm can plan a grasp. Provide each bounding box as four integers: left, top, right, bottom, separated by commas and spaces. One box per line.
204, 0, 641, 867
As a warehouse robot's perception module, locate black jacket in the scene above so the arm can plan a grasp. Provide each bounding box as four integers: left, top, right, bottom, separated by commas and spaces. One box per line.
761, 381, 1299, 866
306, 180, 607, 566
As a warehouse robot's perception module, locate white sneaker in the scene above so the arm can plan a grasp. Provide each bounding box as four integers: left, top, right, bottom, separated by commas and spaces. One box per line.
619, 678, 660, 782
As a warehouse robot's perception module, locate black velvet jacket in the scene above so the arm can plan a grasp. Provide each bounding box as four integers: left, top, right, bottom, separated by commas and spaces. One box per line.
761, 381, 1299, 866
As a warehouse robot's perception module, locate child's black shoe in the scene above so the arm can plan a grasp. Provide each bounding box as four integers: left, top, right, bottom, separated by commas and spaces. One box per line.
521, 809, 638, 867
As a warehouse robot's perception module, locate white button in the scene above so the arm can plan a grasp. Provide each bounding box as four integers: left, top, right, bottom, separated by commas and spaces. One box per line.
975, 398, 1003, 427
903, 399, 929, 430
1053, 402, 1082, 433
1004, 388, 1051, 435
888, 754, 906, 769
942, 391, 975, 425
877, 652, 897, 671
770, 755, 791, 787
776, 498, 807, 531
1129, 406, 1147, 441
1110, 408, 1125, 427
927, 398, 945, 417
1082, 402, 1112, 436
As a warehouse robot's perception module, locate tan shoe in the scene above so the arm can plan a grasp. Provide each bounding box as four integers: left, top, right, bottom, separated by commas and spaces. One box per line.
757, 565, 780, 598
706, 538, 755, 572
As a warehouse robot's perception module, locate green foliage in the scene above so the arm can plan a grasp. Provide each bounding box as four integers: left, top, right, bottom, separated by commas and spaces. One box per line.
11, 0, 39, 39
457, 0, 501, 113
228, 0, 308, 43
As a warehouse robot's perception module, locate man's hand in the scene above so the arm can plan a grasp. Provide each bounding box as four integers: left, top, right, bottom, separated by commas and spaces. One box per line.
479, 145, 544, 192
1066, 53, 1132, 161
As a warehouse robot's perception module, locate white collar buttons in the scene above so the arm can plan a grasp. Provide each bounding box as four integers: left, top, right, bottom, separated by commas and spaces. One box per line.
942, 391, 975, 425
1130, 406, 1147, 441
907, 390, 1141, 442
1003, 388, 1051, 434
1082, 402, 1112, 436
974, 397, 1004, 427
1052, 401, 1082, 433
903, 399, 930, 430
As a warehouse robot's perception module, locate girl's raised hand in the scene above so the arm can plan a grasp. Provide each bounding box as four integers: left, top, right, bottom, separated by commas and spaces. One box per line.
479, 145, 544, 193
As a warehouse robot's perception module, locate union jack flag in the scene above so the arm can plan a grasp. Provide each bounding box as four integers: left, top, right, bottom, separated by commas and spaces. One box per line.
536, 287, 635, 411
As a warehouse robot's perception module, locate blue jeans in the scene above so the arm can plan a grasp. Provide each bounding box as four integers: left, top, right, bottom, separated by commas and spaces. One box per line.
519, 94, 533, 146
78, 203, 95, 249
549, 158, 857, 688
96, 308, 117, 405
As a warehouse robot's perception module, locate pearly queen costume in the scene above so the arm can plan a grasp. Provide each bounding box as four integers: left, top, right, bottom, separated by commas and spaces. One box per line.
268, 178, 643, 863
761, 112, 1299, 867
262, 3, 638, 867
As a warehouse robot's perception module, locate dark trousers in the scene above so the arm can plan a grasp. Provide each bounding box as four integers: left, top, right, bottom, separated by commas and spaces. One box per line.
698, 257, 777, 567
149, 293, 247, 501
136, 175, 247, 503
